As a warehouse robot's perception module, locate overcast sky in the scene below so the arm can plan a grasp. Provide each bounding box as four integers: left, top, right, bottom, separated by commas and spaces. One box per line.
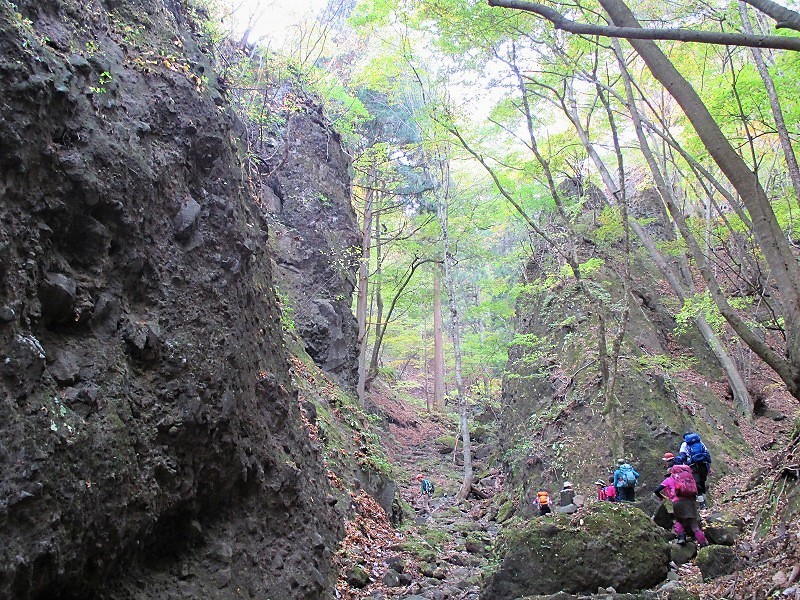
227, 0, 328, 46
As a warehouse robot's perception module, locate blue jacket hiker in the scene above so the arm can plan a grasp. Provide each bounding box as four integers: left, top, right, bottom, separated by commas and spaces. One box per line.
416, 474, 434, 513
613, 459, 640, 502
679, 431, 712, 507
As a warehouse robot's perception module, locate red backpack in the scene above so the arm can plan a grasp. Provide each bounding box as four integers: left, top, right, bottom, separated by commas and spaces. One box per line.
671, 465, 698, 497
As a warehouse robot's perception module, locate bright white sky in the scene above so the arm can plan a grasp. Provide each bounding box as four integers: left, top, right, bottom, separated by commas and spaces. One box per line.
226, 0, 328, 46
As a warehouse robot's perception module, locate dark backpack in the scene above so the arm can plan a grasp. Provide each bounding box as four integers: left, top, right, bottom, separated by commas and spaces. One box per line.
421, 479, 434, 494
671, 465, 698, 497
684, 433, 712, 465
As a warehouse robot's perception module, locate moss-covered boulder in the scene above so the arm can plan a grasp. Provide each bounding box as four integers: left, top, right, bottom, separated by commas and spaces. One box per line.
345, 564, 370, 588
434, 434, 457, 454
695, 545, 739, 581
703, 512, 744, 546
481, 503, 670, 598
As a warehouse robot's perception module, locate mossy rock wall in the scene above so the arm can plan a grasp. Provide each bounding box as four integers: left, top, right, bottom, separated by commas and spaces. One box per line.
482, 503, 670, 598
499, 252, 749, 512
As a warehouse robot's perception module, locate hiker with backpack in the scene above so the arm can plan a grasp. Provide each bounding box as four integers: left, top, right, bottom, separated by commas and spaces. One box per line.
595, 479, 608, 501
534, 489, 552, 516
613, 459, 640, 502
680, 431, 712, 508
416, 474, 434, 512
595, 478, 616, 501
605, 476, 617, 501
653, 462, 708, 547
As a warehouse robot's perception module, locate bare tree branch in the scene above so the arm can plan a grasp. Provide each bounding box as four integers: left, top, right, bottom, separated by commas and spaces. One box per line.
742, 0, 800, 32
487, 0, 800, 50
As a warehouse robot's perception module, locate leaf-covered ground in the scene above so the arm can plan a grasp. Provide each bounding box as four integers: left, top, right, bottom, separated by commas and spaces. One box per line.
333, 373, 500, 599
328, 361, 799, 599
682, 386, 800, 599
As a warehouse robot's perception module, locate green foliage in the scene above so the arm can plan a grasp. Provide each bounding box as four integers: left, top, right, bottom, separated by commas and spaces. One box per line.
560, 257, 605, 279
89, 70, 112, 94
314, 73, 371, 145
634, 353, 696, 375
594, 207, 624, 245
502, 434, 536, 463
275, 288, 296, 333
184, 0, 227, 48
519, 276, 560, 297
674, 291, 725, 336
505, 333, 556, 379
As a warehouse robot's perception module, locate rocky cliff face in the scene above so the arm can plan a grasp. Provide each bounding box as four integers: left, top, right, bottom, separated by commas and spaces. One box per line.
498, 182, 749, 512
0, 1, 343, 598
260, 98, 360, 391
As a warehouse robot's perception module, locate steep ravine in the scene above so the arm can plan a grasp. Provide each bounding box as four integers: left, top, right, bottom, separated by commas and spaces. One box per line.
0, 1, 349, 598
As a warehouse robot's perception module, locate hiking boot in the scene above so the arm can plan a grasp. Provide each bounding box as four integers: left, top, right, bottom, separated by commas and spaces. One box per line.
676, 534, 687, 545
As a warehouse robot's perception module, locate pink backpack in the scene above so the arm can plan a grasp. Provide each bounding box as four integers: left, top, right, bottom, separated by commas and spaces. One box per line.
671, 464, 698, 497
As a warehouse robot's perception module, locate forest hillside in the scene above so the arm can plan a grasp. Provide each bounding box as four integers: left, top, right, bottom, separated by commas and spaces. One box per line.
1, 0, 800, 599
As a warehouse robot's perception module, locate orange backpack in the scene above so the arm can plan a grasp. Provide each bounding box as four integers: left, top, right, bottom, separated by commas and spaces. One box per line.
536, 491, 550, 507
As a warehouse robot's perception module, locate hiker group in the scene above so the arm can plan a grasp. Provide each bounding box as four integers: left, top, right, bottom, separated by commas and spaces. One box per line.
534, 431, 713, 546
587, 459, 639, 503
534, 458, 642, 516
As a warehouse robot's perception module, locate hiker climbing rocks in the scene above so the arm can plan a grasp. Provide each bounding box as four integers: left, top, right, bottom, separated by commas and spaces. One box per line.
534, 489, 552, 516
595, 479, 607, 501
596, 479, 615, 501
613, 459, 640, 502
416, 474, 434, 512
679, 431, 711, 508
605, 476, 617, 501
653, 463, 708, 547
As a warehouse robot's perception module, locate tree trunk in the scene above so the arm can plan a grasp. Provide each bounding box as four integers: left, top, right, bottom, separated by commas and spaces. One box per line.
739, 1, 800, 209
562, 58, 754, 419
613, 46, 755, 418
356, 180, 374, 405
433, 271, 446, 412
438, 189, 472, 501
599, 0, 800, 399
367, 208, 384, 381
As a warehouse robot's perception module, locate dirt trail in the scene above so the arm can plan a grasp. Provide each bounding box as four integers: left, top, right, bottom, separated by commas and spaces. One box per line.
338, 370, 800, 600
336, 375, 501, 600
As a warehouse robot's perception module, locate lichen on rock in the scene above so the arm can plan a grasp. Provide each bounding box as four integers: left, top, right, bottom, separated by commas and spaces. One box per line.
482, 502, 670, 598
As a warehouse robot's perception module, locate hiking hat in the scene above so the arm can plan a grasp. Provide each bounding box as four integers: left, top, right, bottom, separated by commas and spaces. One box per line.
594, 479, 605, 485
662, 452, 675, 462
562, 481, 573, 489
616, 458, 625, 465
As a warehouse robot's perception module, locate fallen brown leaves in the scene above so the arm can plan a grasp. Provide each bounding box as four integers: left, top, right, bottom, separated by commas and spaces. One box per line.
334, 490, 406, 600
681, 383, 800, 599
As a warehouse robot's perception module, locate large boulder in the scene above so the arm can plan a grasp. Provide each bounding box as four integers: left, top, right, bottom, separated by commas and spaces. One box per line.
703, 512, 744, 546
695, 545, 740, 581
264, 102, 361, 391
481, 503, 670, 598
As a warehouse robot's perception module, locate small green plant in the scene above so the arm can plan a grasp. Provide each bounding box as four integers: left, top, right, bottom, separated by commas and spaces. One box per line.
311, 191, 332, 207
89, 70, 112, 94
10, 5, 34, 32
275, 288, 296, 333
